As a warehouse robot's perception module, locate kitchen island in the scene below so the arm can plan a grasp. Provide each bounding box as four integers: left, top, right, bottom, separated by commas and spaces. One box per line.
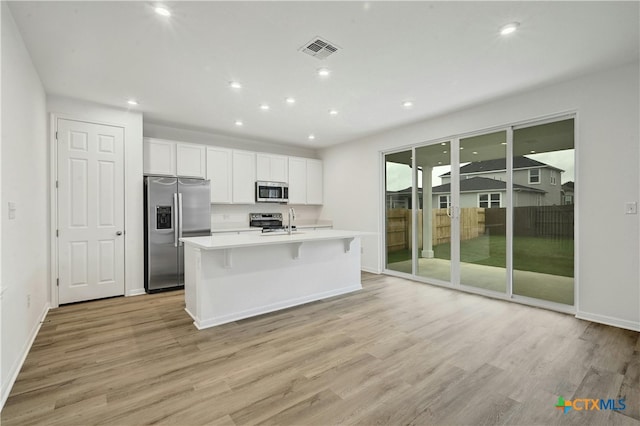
180, 230, 364, 329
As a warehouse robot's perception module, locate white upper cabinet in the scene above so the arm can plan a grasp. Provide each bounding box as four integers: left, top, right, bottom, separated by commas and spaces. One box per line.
256, 153, 288, 182
206, 147, 232, 203
176, 143, 206, 178
288, 157, 307, 205
143, 138, 205, 178
232, 150, 256, 204
288, 157, 324, 205
306, 159, 323, 205
145, 138, 320, 205
143, 138, 176, 176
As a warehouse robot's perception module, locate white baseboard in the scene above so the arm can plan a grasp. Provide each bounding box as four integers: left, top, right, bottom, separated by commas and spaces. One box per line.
193, 285, 362, 330
576, 311, 640, 332
126, 288, 146, 296
361, 266, 381, 274
1, 302, 50, 410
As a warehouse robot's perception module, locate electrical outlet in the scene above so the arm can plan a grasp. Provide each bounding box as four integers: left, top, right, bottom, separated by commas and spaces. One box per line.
8, 201, 16, 220
625, 202, 637, 215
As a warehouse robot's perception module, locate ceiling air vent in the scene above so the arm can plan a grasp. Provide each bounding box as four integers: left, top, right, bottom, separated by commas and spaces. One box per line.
300, 37, 340, 60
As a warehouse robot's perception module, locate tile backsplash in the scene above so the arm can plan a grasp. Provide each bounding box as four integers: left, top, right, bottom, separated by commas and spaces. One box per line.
211, 204, 324, 229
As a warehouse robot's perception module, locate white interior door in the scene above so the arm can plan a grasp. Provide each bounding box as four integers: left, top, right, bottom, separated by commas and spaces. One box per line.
57, 119, 125, 304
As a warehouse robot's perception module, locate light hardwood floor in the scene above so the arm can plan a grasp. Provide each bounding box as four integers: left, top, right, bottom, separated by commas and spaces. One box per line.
2, 272, 638, 425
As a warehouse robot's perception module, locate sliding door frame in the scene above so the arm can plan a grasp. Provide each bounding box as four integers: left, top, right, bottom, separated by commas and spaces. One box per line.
381, 110, 578, 315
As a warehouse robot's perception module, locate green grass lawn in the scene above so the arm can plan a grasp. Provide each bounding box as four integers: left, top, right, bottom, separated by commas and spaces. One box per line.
387, 235, 574, 277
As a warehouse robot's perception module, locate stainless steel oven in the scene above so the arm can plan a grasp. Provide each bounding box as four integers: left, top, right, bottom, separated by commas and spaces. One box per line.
255, 181, 288, 203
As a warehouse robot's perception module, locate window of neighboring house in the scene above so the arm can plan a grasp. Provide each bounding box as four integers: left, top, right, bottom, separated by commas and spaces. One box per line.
550, 171, 557, 185
537, 194, 542, 206
392, 199, 408, 209
478, 193, 501, 208
438, 195, 451, 209
529, 168, 540, 184
564, 195, 573, 204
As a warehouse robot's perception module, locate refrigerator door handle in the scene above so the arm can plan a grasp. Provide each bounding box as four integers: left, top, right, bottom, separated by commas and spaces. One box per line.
173, 193, 179, 247
178, 192, 184, 246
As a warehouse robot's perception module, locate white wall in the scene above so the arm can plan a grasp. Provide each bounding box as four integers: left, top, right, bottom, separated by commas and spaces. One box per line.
320, 62, 640, 331
47, 95, 144, 297
144, 122, 318, 159
1, 3, 49, 407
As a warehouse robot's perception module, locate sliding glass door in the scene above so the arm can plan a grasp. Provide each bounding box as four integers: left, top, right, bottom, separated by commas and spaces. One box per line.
415, 142, 452, 284
385, 150, 413, 274
458, 131, 508, 293
383, 116, 575, 310
512, 119, 575, 305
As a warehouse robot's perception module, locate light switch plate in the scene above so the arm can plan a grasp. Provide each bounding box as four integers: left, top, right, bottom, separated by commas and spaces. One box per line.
625, 202, 637, 215
8, 201, 16, 220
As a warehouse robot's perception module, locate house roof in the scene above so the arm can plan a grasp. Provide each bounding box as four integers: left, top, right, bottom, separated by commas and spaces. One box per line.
431, 177, 547, 194
562, 181, 575, 191
440, 156, 562, 177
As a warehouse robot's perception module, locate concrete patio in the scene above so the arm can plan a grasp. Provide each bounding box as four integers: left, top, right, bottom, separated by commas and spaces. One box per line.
387, 257, 574, 305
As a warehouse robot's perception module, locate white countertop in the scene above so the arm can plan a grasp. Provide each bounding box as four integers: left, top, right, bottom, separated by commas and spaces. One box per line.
182, 229, 368, 250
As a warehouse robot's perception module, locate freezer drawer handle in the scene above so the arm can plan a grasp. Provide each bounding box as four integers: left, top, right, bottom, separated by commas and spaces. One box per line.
116, 231, 123, 236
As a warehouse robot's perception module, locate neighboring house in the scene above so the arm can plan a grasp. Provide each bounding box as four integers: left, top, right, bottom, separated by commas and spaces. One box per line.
436, 156, 563, 207
386, 187, 423, 209
431, 176, 546, 209
562, 181, 575, 205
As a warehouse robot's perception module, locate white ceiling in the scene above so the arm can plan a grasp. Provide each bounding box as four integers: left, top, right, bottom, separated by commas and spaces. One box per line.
7, 1, 639, 148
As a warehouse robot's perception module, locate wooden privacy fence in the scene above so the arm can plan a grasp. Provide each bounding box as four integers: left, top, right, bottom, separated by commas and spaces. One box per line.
484, 205, 574, 238
386, 208, 486, 251
387, 205, 574, 252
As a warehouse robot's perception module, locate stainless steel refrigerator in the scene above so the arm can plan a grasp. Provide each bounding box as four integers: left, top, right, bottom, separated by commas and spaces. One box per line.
144, 176, 211, 293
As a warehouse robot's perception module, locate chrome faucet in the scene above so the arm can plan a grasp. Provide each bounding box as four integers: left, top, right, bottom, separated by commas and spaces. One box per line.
288, 207, 296, 235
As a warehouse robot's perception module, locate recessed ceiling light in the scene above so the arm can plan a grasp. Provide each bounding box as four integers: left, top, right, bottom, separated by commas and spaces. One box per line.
317, 67, 331, 78
127, 99, 138, 106
530, 150, 536, 153
438, 161, 442, 165
235, 120, 243, 127
460, 147, 464, 150
229, 81, 242, 90
154, 6, 171, 17
472, 151, 478, 155
500, 22, 520, 36
259, 104, 270, 111
441, 143, 446, 146
308, 134, 315, 140
501, 142, 508, 145
443, 150, 448, 154
328, 109, 338, 116
285, 97, 296, 105
402, 101, 413, 108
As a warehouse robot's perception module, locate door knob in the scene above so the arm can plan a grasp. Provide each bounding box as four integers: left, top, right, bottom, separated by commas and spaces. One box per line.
116, 231, 123, 236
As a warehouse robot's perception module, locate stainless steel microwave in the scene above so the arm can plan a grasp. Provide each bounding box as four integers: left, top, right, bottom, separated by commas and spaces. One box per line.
255, 181, 288, 203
